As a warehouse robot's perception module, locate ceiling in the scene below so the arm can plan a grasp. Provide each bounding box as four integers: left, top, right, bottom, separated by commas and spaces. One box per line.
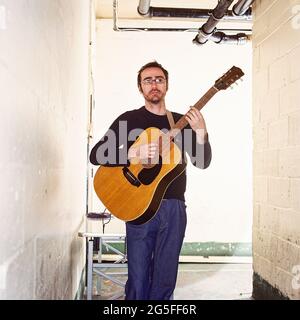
95, 0, 253, 31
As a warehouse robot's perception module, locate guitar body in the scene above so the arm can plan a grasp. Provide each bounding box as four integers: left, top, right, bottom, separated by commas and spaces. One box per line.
93, 127, 186, 225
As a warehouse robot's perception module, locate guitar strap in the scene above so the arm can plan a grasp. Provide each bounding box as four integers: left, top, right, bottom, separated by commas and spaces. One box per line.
166, 110, 175, 129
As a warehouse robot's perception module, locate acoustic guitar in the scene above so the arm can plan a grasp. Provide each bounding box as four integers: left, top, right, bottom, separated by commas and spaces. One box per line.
93, 66, 244, 225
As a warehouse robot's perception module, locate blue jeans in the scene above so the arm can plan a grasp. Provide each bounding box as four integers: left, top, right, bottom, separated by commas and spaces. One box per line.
125, 199, 187, 300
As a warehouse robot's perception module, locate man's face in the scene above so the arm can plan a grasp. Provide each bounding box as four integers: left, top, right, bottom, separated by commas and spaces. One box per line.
139, 67, 168, 104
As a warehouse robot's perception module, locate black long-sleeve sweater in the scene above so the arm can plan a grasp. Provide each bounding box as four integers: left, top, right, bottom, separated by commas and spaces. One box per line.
90, 106, 212, 201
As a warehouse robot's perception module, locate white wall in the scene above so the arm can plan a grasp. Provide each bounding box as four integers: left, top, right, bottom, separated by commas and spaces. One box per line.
92, 19, 252, 245
0, 0, 91, 299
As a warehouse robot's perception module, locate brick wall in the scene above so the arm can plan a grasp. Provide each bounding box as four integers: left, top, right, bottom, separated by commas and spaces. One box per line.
252, 0, 300, 299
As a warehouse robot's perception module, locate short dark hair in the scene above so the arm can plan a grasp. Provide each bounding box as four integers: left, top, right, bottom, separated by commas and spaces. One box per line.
137, 61, 169, 88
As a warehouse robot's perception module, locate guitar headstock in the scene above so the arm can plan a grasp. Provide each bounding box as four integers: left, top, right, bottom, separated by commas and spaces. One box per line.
214, 66, 244, 91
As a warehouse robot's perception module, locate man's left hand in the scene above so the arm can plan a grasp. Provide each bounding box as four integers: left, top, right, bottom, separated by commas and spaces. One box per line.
185, 107, 208, 144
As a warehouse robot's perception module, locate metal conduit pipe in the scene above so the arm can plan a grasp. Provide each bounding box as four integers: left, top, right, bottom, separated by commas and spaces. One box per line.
145, 7, 251, 20
137, 0, 252, 21
193, 0, 234, 45
210, 31, 250, 45
115, 0, 251, 33
137, 0, 151, 16
193, 0, 256, 45
233, 0, 255, 16
137, 0, 255, 45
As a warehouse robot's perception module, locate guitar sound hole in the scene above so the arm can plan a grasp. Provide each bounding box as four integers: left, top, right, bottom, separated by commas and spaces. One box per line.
138, 156, 162, 185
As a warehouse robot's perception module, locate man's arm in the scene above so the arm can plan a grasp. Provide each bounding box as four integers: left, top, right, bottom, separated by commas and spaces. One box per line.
89, 112, 133, 167
184, 107, 212, 169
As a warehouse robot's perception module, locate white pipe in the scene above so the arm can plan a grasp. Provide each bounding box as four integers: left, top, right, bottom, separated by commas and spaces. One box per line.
233, 0, 255, 16
138, 0, 151, 16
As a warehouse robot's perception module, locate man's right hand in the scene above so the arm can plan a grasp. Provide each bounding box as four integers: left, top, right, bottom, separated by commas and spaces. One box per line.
128, 143, 159, 161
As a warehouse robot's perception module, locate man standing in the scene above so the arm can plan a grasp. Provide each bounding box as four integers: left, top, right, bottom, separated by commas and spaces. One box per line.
90, 61, 212, 300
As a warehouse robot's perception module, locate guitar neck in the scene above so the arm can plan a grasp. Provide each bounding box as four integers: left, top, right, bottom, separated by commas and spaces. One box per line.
168, 86, 219, 139
166, 65, 245, 139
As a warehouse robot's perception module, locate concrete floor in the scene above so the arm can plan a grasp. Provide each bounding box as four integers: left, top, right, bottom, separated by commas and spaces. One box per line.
175, 262, 253, 300
89, 260, 253, 300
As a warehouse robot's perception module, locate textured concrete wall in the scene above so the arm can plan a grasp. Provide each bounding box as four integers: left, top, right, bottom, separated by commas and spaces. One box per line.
252, 0, 300, 299
0, 0, 91, 299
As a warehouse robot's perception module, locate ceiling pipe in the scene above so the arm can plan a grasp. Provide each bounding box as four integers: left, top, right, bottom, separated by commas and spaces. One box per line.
136, 0, 255, 44
193, 0, 235, 45
137, 0, 151, 16
193, 0, 255, 45
114, 0, 250, 33
210, 31, 250, 45
137, 0, 252, 21
233, 0, 255, 16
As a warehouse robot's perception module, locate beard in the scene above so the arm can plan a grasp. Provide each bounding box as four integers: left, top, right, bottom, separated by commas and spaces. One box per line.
147, 96, 161, 104
144, 89, 164, 104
